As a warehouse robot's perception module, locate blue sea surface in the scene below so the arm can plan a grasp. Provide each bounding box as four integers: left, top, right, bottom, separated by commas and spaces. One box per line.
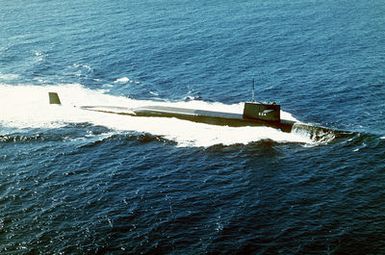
1, 0, 385, 254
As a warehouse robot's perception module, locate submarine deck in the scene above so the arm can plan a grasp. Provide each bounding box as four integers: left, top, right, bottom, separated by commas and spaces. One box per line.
81, 105, 295, 132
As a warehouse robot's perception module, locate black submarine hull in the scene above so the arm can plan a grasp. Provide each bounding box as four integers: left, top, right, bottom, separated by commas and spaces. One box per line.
49, 92, 343, 141
79, 105, 295, 133
133, 106, 295, 132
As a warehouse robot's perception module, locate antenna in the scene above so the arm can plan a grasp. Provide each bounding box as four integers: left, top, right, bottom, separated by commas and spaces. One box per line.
251, 79, 256, 102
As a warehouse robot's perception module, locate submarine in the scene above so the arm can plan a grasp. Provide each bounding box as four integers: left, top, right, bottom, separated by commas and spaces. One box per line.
48, 92, 338, 141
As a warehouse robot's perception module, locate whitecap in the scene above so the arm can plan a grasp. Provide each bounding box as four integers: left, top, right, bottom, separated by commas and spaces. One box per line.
0, 73, 19, 81
33, 50, 46, 62
113, 77, 140, 84
73, 63, 92, 72
114, 77, 130, 84
149, 91, 159, 96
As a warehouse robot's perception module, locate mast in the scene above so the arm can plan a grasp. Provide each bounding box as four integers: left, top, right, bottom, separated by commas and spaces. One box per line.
251, 79, 256, 102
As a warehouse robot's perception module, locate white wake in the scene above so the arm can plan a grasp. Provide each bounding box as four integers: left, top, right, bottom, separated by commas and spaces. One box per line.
0, 83, 313, 147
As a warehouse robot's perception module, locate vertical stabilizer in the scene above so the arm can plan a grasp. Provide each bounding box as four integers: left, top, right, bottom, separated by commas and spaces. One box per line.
49, 92, 61, 105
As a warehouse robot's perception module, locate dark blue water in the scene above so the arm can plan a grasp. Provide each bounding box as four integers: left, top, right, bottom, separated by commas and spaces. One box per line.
1, 0, 385, 254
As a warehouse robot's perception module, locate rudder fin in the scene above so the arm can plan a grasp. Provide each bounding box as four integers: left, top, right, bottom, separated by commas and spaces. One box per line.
49, 92, 61, 105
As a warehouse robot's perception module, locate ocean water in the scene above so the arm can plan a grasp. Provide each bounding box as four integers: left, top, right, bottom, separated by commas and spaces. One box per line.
1, 0, 385, 254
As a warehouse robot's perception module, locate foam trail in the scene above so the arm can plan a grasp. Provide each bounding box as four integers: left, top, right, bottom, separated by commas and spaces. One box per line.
0, 84, 312, 147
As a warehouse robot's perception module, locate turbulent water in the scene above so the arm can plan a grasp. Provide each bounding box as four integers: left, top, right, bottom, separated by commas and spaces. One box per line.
1, 0, 385, 254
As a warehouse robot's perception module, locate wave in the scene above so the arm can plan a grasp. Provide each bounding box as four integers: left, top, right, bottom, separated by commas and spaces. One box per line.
32, 50, 47, 62
113, 77, 140, 84
0, 73, 20, 81
0, 83, 321, 147
0, 133, 46, 143
0, 123, 115, 144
